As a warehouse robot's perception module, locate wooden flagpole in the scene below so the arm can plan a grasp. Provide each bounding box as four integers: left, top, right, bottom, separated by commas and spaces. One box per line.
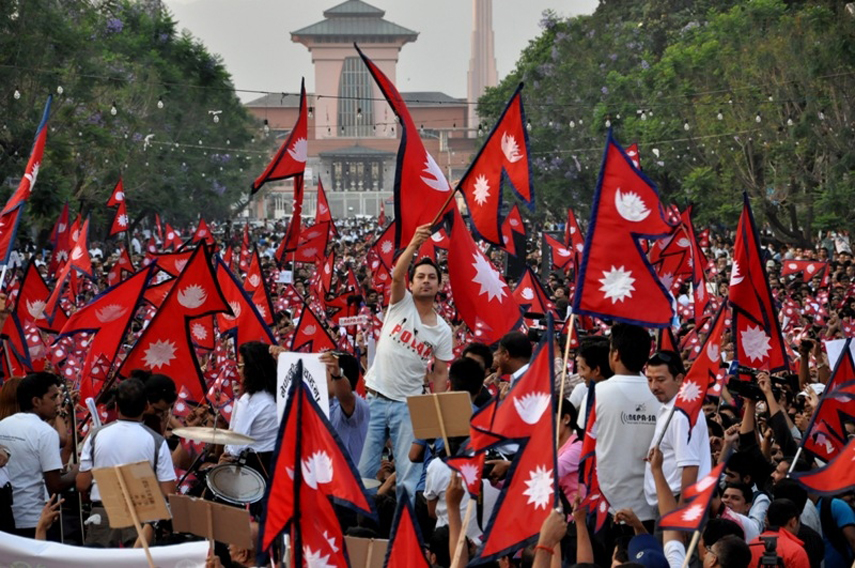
556, 313, 576, 449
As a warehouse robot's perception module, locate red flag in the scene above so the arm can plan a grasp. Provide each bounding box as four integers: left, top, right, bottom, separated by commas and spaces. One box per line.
564, 208, 584, 254
45, 218, 94, 318
252, 79, 308, 194
315, 178, 336, 236
458, 84, 532, 244
14, 260, 68, 333
2, 96, 50, 216
154, 213, 164, 243
118, 245, 231, 400
276, 175, 306, 261
48, 204, 70, 277
384, 492, 431, 568
499, 204, 525, 257
729, 193, 788, 372
107, 178, 125, 208
367, 222, 396, 271
292, 221, 331, 265
649, 225, 692, 294
319, 250, 335, 294
675, 304, 726, 434
626, 142, 641, 169
801, 343, 855, 461
259, 363, 374, 553
355, 46, 454, 249
109, 201, 129, 236
781, 259, 828, 281
444, 452, 486, 498
543, 233, 574, 272
215, 257, 275, 347
238, 223, 251, 272
244, 248, 265, 292
572, 133, 675, 327
683, 207, 711, 322
446, 210, 522, 344
191, 218, 215, 246
291, 303, 336, 353
57, 265, 155, 400
513, 267, 558, 318
189, 316, 215, 351
164, 223, 183, 250
152, 250, 194, 278
658, 462, 726, 531
793, 437, 855, 495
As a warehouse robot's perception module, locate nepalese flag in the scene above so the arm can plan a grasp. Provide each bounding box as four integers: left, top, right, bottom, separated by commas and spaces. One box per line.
292, 221, 331, 265
252, 78, 308, 194
244, 248, 265, 292
367, 221, 396, 271
153, 250, 194, 278
188, 315, 215, 351
675, 303, 727, 438
56, 265, 155, 401
782, 260, 829, 286
45, 217, 94, 318
458, 84, 532, 245
800, 341, 855, 462
544, 233, 574, 271
164, 223, 183, 250
444, 451, 486, 498
48, 203, 70, 277
658, 462, 726, 531
238, 223, 251, 272
2, 96, 51, 216
792, 436, 855, 495
107, 177, 125, 208
446, 209, 522, 345
729, 193, 789, 372
384, 489, 431, 568
109, 200, 129, 236
118, 245, 231, 401
214, 256, 275, 347
356, 46, 455, 249
276, 175, 306, 261
106, 245, 135, 287
191, 218, 215, 246
315, 178, 337, 236
251, 285, 276, 327
258, 361, 375, 554
649, 225, 692, 294
513, 267, 558, 318
683, 207, 711, 322
626, 142, 641, 169
15, 259, 68, 333
291, 303, 337, 353
0, 206, 25, 267
565, 208, 585, 254
222, 244, 233, 269
572, 132, 676, 328
154, 213, 164, 242
474, 332, 558, 561
499, 203, 525, 257
318, 250, 335, 294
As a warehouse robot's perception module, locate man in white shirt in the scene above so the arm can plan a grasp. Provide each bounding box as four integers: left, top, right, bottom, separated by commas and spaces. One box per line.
358, 224, 453, 502
0, 372, 78, 538
77, 378, 176, 547
643, 350, 711, 508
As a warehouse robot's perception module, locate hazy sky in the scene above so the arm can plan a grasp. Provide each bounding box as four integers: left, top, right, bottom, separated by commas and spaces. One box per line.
162, 0, 599, 102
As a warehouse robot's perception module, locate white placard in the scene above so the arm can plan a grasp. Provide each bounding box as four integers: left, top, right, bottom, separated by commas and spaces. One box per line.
822, 338, 851, 373
339, 315, 369, 327
277, 352, 330, 421
278, 270, 293, 284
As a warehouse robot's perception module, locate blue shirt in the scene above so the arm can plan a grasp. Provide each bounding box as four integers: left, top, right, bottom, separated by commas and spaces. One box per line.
329, 396, 369, 464
817, 497, 855, 568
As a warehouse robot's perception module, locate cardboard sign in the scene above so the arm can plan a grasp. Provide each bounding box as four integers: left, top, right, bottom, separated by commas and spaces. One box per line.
169, 494, 253, 549
345, 536, 388, 568
407, 392, 473, 440
91, 461, 170, 527
277, 352, 329, 420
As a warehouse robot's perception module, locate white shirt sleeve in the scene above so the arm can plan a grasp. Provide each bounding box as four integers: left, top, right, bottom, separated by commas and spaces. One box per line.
79, 434, 93, 473
673, 414, 701, 468
435, 325, 454, 362
423, 460, 448, 501
39, 427, 62, 473
664, 540, 686, 568
155, 440, 177, 482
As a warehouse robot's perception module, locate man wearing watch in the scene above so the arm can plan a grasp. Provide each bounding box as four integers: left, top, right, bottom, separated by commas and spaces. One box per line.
320, 351, 368, 463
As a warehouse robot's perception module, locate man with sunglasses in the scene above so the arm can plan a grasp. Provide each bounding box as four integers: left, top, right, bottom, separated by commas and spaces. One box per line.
643, 350, 712, 508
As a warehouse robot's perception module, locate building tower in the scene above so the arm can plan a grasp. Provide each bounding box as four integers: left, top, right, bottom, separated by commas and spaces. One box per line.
467, 0, 498, 136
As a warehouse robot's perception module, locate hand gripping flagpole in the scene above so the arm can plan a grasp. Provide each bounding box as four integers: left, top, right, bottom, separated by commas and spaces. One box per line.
556, 312, 577, 450
681, 530, 701, 568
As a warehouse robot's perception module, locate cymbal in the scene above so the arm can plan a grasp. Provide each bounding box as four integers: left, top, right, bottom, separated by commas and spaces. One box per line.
171, 426, 256, 446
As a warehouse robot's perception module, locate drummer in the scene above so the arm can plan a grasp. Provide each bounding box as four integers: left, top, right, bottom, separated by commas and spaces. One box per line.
221, 341, 278, 478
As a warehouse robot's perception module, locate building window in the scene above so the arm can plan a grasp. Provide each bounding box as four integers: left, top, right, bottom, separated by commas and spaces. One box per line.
338, 57, 373, 137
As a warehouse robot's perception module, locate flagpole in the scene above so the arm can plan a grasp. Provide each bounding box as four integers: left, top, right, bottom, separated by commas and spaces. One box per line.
556, 313, 576, 450
654, 402, 678, 449
429, 188, 459, 226
450, 499, 475, 568
681, 530, 701, 568
432, 395, 452, 456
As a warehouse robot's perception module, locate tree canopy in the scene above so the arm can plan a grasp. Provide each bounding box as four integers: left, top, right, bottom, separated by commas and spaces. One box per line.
479, 0, 855, 244
0, 0, 266, 244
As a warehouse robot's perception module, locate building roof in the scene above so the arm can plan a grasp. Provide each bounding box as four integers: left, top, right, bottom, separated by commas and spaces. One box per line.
318, 145, 396, 158
291, 0, 417, 41
246, 91, 464, 109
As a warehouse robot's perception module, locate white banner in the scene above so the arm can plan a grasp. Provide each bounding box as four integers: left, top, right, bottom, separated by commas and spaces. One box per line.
0, 533, 207, 567
277, 352, 329, 421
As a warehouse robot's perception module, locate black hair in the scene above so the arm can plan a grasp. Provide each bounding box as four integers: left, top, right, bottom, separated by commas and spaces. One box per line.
766, 498, 799, 529
559, 397, 583, 439
648, 350, 686, 378
17, 372, 61, 412
609, 323, 651, 373
430, 525, 451, 568
408, 257, 442, 285
499, 331, 532, 361
711, 535, 752, 568
613, 534, 633, 563
116, 378, 148, 418
577, 336, 613, 379
337, 353, 360, 392
461, 342, 493, 371
449, 358, 486, 398
724, 482, 754, 504
144, 374, 177, 405
238, 341, 277, 396
772, 479, 808, 512
702, 518, 745, 546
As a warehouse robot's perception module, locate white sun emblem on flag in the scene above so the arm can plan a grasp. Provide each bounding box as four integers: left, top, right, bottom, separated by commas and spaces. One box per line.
95, 304, 128, 323
301, 247, 318, 259
471, 253, 508, 302
178, 284, 208, 309
501, 132, 523, 163
472, 174, 491, 206
599, 266, 636, 303
303, 547, 335, 568
513, 392, 551, 425
459, 463, 480, 488
191, 323, 207, 341
521, 287, 535, 301
614, 189, 650, 222
681, 503, 705, 522
694, 474, 718, 493
740, 325, 771, 362
143, 339, 178, 369
117, 214, 128, 228
678, 380, 702, 403
380, 240, 393, 255
288, 138, 308, 163
522, 465, 554, 510
255, 303, 267, 318
302, 451, 334, 489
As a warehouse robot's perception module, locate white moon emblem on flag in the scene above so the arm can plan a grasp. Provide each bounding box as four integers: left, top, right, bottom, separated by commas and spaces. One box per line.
501, 132, 523, 163
301, 451, 333, 489
614, 189, 651, 222
96, 304, 128, 323
26, 299, 46, 320
248, 274, 260, 288
420, 151, 451, 192
513, 392, 551, 424
288, 138, 308, 163
71, 246, 83, 260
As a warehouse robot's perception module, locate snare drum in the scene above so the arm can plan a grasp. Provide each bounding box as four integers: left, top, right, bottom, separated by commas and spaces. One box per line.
205, 463, 267, 505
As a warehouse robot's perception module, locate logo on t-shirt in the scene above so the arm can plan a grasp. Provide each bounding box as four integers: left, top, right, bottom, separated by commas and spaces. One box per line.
620, 402, 656, 425
388, 322, 434, 361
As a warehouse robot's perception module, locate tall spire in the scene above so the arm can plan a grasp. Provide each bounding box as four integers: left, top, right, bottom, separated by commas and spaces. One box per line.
467, 0, 498, 137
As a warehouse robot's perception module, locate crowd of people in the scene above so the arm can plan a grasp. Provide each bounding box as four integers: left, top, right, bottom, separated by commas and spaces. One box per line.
0, 212, 853, 568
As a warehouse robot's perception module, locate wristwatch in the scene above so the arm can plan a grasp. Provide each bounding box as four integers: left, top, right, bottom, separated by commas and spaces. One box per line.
331, 373, 344, 381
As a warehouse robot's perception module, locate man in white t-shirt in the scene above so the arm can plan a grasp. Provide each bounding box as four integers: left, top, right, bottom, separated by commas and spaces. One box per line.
0, 372, 78, 538
590, 323, 659, 527
643, 350, 711, 508
77, 378, 176, 547
358, 224, 453, 502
